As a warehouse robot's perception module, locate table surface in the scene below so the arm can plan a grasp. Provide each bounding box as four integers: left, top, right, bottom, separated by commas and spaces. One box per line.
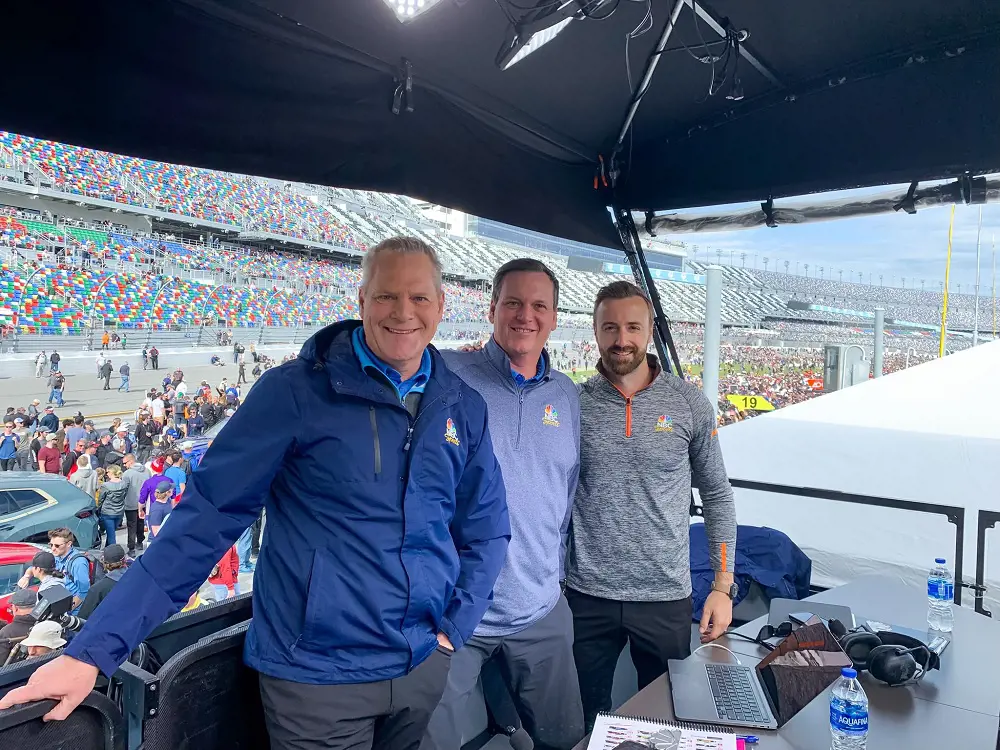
572, 576, 1000, 750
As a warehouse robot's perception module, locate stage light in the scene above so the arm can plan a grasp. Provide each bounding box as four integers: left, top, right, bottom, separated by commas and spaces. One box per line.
500, 17, 573, 70
382, 0, 443, 22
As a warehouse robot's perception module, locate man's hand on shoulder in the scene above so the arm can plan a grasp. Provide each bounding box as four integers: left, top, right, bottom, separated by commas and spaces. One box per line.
0, 654, 100, 720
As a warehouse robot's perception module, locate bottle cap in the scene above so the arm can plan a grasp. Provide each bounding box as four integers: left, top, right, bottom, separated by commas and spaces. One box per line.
841, 667, 857, 679
935, 558, 946, 564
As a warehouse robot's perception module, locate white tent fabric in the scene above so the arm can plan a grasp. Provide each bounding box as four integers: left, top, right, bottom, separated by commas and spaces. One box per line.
718, 341, 1000, 614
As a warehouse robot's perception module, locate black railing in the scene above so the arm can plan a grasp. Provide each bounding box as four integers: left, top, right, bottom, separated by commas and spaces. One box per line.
695, 478, 966, 606
974, 510, 1000, 617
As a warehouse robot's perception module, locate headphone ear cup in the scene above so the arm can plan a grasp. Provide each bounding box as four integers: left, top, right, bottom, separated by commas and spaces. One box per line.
839, 632, 882, 671
868, 646, 919, 686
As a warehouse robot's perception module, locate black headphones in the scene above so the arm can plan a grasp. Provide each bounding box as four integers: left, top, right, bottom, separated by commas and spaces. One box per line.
832, 620, 940, 687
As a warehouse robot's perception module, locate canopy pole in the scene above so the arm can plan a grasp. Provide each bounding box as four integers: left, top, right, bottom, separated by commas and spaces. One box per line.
613, 207, 682, 377
939, 204, 955, 358
873, 307, 884, 377
613, 0, 687, 150
703, 266, 722, 408
973, 205, 983, 346
992, 233, 996, 339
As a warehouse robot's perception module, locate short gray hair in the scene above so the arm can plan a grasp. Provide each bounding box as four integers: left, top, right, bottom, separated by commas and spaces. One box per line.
361, 236, 443, 292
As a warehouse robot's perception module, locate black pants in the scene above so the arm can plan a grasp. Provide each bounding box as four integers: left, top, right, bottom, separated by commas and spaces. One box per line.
258, 649, 451, 750
124, 509, 145, 552
566, 589, 692, 731
0, 458, 15, 471
151, 357, 158, 369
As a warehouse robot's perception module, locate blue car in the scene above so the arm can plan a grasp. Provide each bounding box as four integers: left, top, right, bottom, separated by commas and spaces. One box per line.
0, 473, 101, 548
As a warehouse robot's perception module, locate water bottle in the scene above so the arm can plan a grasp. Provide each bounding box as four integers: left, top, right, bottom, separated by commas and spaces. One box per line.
830, 667, 869, 750
927, 557, 955, 632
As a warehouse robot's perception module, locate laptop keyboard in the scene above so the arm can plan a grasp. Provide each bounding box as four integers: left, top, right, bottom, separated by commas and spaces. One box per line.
706, 664, 768, 724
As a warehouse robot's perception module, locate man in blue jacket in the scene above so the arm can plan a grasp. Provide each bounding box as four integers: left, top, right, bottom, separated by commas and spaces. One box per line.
425, 259, 584, 750
0, 237, 511, 750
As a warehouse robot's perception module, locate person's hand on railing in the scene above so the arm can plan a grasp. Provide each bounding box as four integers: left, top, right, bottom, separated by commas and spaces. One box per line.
0, 654, 100, 721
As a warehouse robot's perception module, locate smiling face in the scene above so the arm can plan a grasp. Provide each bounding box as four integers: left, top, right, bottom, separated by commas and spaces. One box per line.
489, 270, 558, 364
595, 295, 653, 376
359, 250, 444, 379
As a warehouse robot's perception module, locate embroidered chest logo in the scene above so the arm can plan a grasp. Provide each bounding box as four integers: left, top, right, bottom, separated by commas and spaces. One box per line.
542, 404, 560, 427
655, 415, 674, 433
444, 418, 460, 446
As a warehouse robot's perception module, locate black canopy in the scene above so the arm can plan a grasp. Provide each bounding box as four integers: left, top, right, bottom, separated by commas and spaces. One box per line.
2, 0, 998, 247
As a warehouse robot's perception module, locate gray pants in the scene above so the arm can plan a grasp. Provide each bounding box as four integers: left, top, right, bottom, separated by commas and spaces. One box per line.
259, 648, 452, 750
422, 595, 584, 750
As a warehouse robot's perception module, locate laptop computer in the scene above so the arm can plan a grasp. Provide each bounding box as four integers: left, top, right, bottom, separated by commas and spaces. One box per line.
668, 657, 779, 730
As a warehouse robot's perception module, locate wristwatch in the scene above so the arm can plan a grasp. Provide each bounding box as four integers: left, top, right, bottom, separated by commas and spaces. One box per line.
711, 581, 738, 600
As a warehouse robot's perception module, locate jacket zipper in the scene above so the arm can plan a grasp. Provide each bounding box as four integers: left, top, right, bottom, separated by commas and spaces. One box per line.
625, 397, 632, 437
369, 407, 381, 476
515, 391, 525, 448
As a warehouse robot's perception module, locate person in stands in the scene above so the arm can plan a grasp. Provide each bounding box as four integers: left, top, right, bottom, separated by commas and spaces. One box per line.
21, 621, 66, 659
47, 529, 91, 614
0, 421, 19, 471
0, 237, 510, 750
0, 589, 38, 665
78, 546, 129, 619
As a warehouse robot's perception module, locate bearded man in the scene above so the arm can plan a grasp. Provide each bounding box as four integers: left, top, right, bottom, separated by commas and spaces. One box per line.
565, 280, 738, 731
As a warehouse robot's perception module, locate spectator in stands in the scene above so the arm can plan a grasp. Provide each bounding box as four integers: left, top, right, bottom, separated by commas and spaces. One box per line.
39, 406, 58, 434
427, 258, 584, 750
97, 466, 128, 548
121, 454, 150, 555
48, 529, 90, 614
78, 546, 128, 619
20, 621, 66, 659
146, 481, 173, 538
0, 236, 510, 748
0, 422, 19, 471
208, 544, 241, 600
100, 358, 113, 390
118, 361, 130, 393
0, 589, 38, 665
70, 455, 98, 498
36, 433, 61, 474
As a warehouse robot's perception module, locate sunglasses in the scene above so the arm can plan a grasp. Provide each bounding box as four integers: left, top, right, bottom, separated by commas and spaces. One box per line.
727, 621, 794, 652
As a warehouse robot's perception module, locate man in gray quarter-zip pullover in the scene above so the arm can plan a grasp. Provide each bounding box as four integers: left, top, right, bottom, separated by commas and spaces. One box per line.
425, 259, 585, 750
566, 280, 738, 731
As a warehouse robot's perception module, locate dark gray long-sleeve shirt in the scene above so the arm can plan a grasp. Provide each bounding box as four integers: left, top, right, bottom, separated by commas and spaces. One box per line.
566, 357, 736, 601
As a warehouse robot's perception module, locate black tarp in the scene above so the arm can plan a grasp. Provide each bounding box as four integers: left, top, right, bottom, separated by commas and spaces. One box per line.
1, 0, 997, 247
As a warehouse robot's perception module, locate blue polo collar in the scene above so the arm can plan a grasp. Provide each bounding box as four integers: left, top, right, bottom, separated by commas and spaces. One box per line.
484, 337, 548, 388
351, 327, 432, 403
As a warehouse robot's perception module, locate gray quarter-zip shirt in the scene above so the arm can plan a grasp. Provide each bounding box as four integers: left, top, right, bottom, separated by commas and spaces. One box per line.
567, 355, 736, 601
442, 339, 580, 635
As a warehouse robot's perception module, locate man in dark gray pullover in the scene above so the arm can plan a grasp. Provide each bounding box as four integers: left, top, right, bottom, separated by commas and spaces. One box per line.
566, 280, 738, 731
425, 259, 584, 750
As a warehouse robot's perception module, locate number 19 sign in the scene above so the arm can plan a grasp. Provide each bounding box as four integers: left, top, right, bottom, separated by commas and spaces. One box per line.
725, 394, 776, 412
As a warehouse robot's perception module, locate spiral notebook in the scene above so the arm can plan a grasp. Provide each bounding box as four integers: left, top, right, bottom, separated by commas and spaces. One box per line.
587, 712, 738, 750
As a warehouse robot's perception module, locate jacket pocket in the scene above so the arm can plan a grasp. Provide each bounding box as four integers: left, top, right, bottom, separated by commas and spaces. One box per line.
369, 407, 382, 476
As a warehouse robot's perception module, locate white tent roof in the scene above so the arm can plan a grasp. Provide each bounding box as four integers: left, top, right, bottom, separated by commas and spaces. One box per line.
718, 341, 1000, 612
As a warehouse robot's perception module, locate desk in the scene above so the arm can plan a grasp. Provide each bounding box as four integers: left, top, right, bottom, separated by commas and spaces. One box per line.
572, 576, 1000, 750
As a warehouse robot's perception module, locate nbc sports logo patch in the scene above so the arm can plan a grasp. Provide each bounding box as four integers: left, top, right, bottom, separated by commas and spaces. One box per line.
444, 418, 460, 446
542, 404, 560, 427
655, 415, 673, 432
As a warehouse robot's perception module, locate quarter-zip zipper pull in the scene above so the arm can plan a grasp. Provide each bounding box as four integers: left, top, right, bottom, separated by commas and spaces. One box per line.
403, 424, 414, 452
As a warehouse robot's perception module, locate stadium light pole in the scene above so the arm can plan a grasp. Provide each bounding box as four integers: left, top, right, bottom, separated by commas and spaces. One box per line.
703, 266, 723, 413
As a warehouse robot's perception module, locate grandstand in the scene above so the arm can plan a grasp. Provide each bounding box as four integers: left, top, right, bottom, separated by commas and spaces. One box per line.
0, 130, 994, 349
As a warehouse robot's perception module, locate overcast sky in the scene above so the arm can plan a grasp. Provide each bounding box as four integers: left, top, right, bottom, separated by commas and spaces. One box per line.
662, 185, 1000, 295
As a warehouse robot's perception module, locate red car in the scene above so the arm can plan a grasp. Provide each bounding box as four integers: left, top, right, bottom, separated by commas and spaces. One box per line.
0, 542, 45, 624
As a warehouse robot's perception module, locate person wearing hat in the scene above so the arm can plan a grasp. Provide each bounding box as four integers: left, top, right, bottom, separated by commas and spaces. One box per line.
21, 620, 67, 659
112, 425, 133, 456
36, 433, 62, 474
27, 399, 41, 427
17, 551, 65, 595
0, 588, 38, 665
39, 406, 59, 434
83, 420, 99, 444
78, 545, 129, 619
146, 481, 174, 538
